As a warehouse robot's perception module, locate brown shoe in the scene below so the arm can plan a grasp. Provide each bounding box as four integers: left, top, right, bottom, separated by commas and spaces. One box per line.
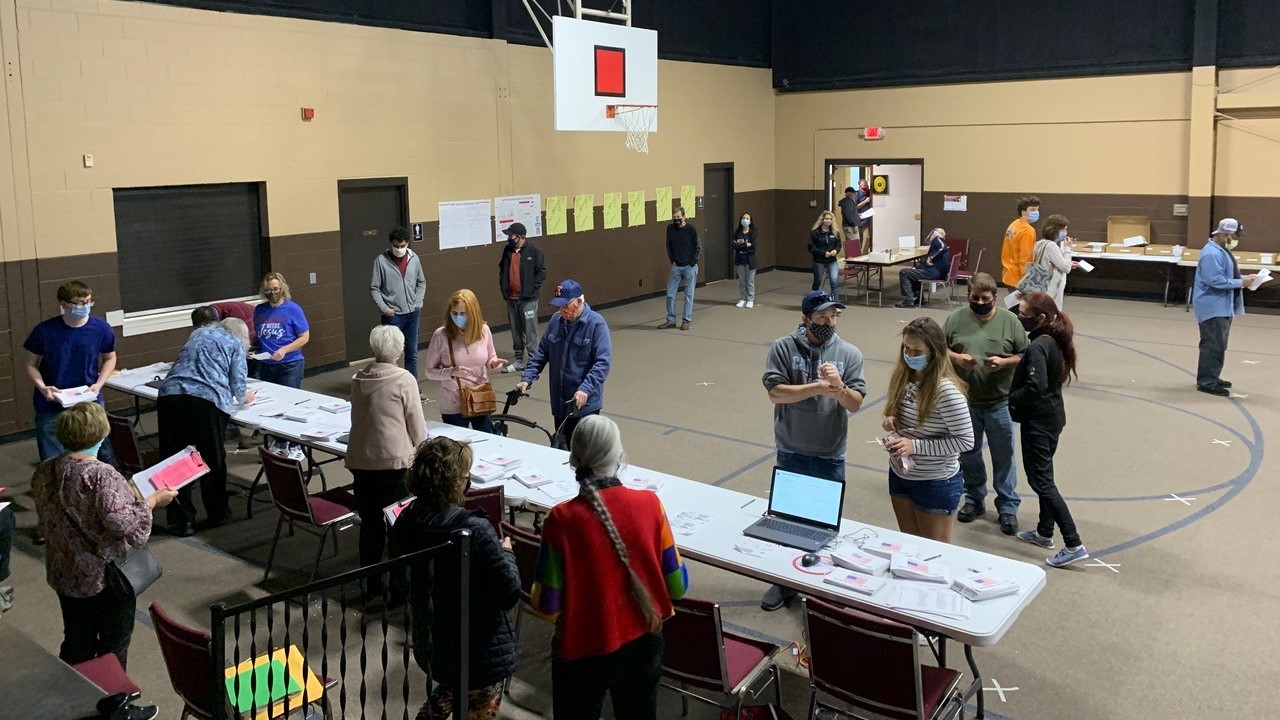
657, 321, 676, 329
679, 321, 690, 331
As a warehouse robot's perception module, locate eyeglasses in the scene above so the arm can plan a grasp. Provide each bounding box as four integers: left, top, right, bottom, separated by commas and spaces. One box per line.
64, 300, 94, 308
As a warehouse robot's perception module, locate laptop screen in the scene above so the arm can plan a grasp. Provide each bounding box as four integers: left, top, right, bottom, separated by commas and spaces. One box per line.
768, 467, 844, 529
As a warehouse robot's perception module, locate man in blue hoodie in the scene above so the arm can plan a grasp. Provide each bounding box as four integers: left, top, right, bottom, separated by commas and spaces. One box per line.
517, 279, 612, 446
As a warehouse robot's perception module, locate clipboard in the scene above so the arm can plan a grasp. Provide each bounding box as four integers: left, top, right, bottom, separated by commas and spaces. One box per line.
131, 446, 209, 499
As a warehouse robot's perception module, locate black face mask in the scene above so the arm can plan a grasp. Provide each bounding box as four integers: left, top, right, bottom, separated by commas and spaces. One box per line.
808, 322, 835, 345
970, 299, 994, 316
1019, 315, 1040, 332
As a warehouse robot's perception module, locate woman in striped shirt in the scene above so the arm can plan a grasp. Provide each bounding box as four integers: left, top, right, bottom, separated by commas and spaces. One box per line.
882, 317, 976, 542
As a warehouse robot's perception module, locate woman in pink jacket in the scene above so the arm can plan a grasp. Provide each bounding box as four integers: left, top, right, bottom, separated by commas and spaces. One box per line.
426, 289, 507, 433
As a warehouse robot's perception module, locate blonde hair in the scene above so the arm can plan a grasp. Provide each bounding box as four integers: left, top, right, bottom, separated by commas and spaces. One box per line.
811, 210, 846, 242
56, 402, 109, 451
369, 324, 405, 363
443, 288, 485, 346
260, 272, 291, 302
885, 317, 968, 425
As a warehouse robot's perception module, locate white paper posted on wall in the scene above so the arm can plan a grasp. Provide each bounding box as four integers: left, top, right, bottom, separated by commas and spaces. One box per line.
494, 194, 544, 242
439, 199, 493, 250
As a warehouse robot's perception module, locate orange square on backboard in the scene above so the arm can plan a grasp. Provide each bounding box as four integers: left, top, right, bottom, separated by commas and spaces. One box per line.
594, 46, 626, 97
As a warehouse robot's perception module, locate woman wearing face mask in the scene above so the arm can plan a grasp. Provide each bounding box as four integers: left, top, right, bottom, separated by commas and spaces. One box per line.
808, 210, 844, 293
1009, 292, 1088, 567
1030, 214, 1080, 308
425, 289, 507, 433
882, 318, 974, 543
732, 212, 758, 308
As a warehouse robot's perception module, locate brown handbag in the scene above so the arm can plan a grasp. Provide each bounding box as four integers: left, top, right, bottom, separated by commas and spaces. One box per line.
448, 338, 497, 418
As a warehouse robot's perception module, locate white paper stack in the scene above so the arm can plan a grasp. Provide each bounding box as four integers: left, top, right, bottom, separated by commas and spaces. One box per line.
485, 455, 522, 468
1121, 235, 1148, 247
300, 427, 339, 441
541, 479, 580, 502
831, 549, 890, 576
621, 475, 664, 492
890, 555, 951, 584
952, 572, 1021, 602
283, 408, 316, 423
887, 586, 971, 620
824, 570, 888, 596
237, 392, 273, 408
319, 400, 351, 413
469, 460, 508, 484
862, 540, 920, 561
1248, 268, 1272, 291
513, 470, 553, 488
54, 386, 98, 408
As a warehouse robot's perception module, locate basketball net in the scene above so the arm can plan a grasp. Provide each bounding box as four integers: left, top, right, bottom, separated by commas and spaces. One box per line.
607, 104, 657, 154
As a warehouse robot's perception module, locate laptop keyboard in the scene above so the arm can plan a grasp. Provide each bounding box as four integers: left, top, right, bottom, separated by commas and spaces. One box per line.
757, 517, 830, 541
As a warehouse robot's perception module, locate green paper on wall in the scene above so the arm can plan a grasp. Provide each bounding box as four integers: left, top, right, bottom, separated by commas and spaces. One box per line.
628, 190, 646, 227
603, 192, 623, 229
680, 185, 697, 218
656, 187, 672, 222
545, 196, 567, 236
574, 193, 595, 232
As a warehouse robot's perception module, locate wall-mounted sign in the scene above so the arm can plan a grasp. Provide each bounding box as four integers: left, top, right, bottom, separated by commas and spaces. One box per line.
412, 223, 423, 241
943, 194, 968, 212
861, 126, 884, 140
872, 175, 890, 194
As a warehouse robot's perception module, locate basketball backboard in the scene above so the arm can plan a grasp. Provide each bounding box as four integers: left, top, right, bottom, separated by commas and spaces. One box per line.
553, 16, 658, 133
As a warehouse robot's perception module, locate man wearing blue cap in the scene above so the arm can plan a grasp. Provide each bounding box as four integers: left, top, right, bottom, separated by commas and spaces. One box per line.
517, 279, 613, 445
1194, 218, 1264, 396
758, 290, 868, 611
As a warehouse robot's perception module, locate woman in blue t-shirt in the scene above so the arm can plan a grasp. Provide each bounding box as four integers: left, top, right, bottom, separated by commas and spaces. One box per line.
253, 272, 310, 458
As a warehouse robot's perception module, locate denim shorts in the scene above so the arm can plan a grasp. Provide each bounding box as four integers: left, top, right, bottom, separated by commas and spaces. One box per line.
888, 470, 963, 515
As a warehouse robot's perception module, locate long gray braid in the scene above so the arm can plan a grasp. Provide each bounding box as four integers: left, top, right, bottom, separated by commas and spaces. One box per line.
577, 467, 662, 633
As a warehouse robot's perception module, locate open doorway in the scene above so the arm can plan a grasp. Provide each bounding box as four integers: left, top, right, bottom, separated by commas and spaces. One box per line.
827, 159, 923, 253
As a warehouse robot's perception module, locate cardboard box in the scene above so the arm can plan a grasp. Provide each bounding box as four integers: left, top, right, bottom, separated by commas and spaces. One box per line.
1144, 244, 1176, 256
1106, 215, 1152, 246
1105, 244, 1144, 255
1181, 248, 1200, 262
1236, 251, 1263, 264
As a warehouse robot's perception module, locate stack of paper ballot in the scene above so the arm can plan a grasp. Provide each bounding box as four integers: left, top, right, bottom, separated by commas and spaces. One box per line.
824, 570, 888, 596
621, 475, 664, 492
862, 540, 920, 561
513, 470, 553, 488
890, 555, 950, 584
300, 427, 339, 441
54, 386, 98, 408
952, 572, 1020, 601
831, 549, 890, 576
283, 408, 315, 423
319, 399, 351, 413
469, 460, 509, 484
887, 586, 970, 620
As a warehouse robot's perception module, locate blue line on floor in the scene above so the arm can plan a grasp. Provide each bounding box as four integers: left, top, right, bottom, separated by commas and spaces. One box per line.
713, 451, 776, 487
1072, 383, 1252, 448
661, 427, 680, 436
1086, 334, 1280, 358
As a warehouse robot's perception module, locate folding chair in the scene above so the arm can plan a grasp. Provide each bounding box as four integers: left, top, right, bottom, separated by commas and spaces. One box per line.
464, 485, 505, 538
953, 248, 984, 299
838, 239, 868, 302
661, 597, 785, 717
259, 448, 358, 582
107, 413, 159, 476
499, 520, 549, 696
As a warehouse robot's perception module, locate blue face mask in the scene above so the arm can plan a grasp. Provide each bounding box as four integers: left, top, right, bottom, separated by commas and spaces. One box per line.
741, 219, 751, 228
1057, 230, 1068, 242
903, 352, 929, 371
75, 440, 104, 457
1027, 210, 1040, 223
450, 313, 468, 329
66, 303, 92, 319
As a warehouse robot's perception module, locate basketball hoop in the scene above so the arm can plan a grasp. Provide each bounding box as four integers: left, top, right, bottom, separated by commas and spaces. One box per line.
607, 104, 657, 154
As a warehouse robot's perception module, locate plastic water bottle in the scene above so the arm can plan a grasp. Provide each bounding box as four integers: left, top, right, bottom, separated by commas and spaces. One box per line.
1173, 245, 1183, 259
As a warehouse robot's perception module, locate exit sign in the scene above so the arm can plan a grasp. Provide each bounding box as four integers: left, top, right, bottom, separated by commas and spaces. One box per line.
861, 126, 884, 140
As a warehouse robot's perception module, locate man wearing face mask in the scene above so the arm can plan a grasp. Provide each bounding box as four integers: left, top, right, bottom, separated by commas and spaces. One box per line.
658, 207, 701, 331
371, 227, 427, 377
895, 227, 951, 308
1001, 196, 1041, 291
517, 280, 612, 447
23, 280, 118, 467
944, 273, 1028, 535
1193, 218, 1263, 396
855, 178, 873, 254
498, 222, 547, 373
759, 291, 867, 611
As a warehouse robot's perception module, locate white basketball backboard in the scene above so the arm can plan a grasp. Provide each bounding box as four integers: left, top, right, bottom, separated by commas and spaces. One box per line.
553, 16, 658, 133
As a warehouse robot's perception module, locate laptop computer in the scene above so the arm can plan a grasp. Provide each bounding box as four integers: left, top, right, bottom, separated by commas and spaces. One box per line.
742, 467, 845, 552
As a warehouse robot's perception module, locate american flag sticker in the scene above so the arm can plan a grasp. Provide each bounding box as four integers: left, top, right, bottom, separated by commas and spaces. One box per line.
975, 576, 996, 586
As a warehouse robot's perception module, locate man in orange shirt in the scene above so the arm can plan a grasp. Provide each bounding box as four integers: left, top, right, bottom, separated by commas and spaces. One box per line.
1000, 196, 1041, 289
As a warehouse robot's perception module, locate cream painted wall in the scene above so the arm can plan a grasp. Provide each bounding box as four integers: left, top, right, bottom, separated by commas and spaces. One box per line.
2, 0, 774, 260
1215, 68, 1280, 199
774, 72, 1193, 195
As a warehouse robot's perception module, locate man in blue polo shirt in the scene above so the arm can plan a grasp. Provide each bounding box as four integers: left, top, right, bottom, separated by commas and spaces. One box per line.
23, 280, 118, 465
516, 279, 612, 447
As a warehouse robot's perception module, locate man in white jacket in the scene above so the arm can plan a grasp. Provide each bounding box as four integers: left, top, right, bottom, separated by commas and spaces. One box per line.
371, 227, 427, 377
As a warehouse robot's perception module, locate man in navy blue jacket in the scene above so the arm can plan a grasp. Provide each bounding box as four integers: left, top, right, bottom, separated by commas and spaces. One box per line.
516, 279, 612, 445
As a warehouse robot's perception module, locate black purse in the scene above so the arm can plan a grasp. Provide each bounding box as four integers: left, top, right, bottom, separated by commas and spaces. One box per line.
61, 466, 162, 597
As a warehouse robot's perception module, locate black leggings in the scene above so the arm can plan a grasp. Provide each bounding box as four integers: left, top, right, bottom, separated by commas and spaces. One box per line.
1020, 423, 1082, 548
158, 394, 230, 526
552, 633, 665, 720
57, 575, 136, 669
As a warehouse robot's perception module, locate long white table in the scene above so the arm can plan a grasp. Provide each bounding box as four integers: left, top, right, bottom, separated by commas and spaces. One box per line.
107, 364, 1044, 718
1070, 251, 1180, 305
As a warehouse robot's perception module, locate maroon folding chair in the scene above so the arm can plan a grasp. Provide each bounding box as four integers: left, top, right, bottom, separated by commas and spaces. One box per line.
661, 597, 785, 717
259, 448, 358, 583
500, 520, 547, 696
107, 413, 159, 476
921, 250, 965, 307
838, 238, 868, 302
464, 485, 505, 538
802, 597, 963, 720
953, 247, 984, 298
71, 653, 140, 697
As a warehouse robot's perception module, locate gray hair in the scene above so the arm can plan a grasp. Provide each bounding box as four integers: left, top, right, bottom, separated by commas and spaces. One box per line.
369, 324, 405, 363
569, 415, 624, 481
219, 318, 250, 350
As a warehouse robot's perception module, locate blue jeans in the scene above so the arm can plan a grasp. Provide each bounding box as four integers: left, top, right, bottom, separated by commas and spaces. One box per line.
776, 449, 846, 483
812, 261, 838, 293
441, 413, 494, 434
257, 359, 304, 389
959, 404, 1021, 514
35, 410, 116, 467
666, 264, 698, 324
381, 309, 421, 378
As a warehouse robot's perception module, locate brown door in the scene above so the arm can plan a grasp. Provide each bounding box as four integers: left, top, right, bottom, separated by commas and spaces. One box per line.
702, 163, 734, 282
338, 179, 408, 364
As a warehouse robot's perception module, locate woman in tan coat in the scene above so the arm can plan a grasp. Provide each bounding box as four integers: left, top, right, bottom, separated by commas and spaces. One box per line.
346, 324, 426, 597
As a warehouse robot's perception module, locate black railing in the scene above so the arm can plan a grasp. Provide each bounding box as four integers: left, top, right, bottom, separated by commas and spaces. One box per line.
210, 529, 472, 720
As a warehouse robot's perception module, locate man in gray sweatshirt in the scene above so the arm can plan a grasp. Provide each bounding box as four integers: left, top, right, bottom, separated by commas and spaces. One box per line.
371, 227, 427, 377
758, 290, 867, 611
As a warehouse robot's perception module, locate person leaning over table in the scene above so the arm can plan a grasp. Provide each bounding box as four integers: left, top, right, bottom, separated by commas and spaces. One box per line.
157, 317, 254, 537
425, 288, 507, 434
347, 324, 426, 600
254, 272, 310, 460
1193, 218, 1264, 397
32, 402, 176, 669
732, 211, 759, 308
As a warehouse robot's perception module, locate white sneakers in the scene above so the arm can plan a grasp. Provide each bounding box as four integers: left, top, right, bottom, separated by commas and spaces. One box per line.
735, 300, 745, 308
746, 301, 754, 308
736, 300, 754, 308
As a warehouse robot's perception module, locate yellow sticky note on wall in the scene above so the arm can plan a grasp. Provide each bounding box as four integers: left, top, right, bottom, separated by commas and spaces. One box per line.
680, 185, 697, 218
655, 187, 672, 222
574, 193, 595, 232
545, 196, 567, 236
603, 192, 623, 230
628, 190, 646, 227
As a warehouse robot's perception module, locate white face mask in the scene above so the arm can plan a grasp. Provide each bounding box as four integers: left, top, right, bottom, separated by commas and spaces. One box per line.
391, 246, 408, 258
1225, 237, 1239, 251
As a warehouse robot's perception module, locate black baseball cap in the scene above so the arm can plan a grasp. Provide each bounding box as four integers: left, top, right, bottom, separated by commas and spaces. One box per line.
802, 291, 845, 316
844, 186, 856, 193
503, 222, 527, 237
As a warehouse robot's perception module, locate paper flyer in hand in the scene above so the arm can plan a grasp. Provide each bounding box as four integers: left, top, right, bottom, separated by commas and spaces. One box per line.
54, 386, 98, 408
1248, 268, 1271, 291
132, 446, 209, 499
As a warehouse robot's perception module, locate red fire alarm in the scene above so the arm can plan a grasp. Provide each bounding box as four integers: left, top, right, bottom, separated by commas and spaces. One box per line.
301, 107, 315, 121
861, 126, 884, 140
